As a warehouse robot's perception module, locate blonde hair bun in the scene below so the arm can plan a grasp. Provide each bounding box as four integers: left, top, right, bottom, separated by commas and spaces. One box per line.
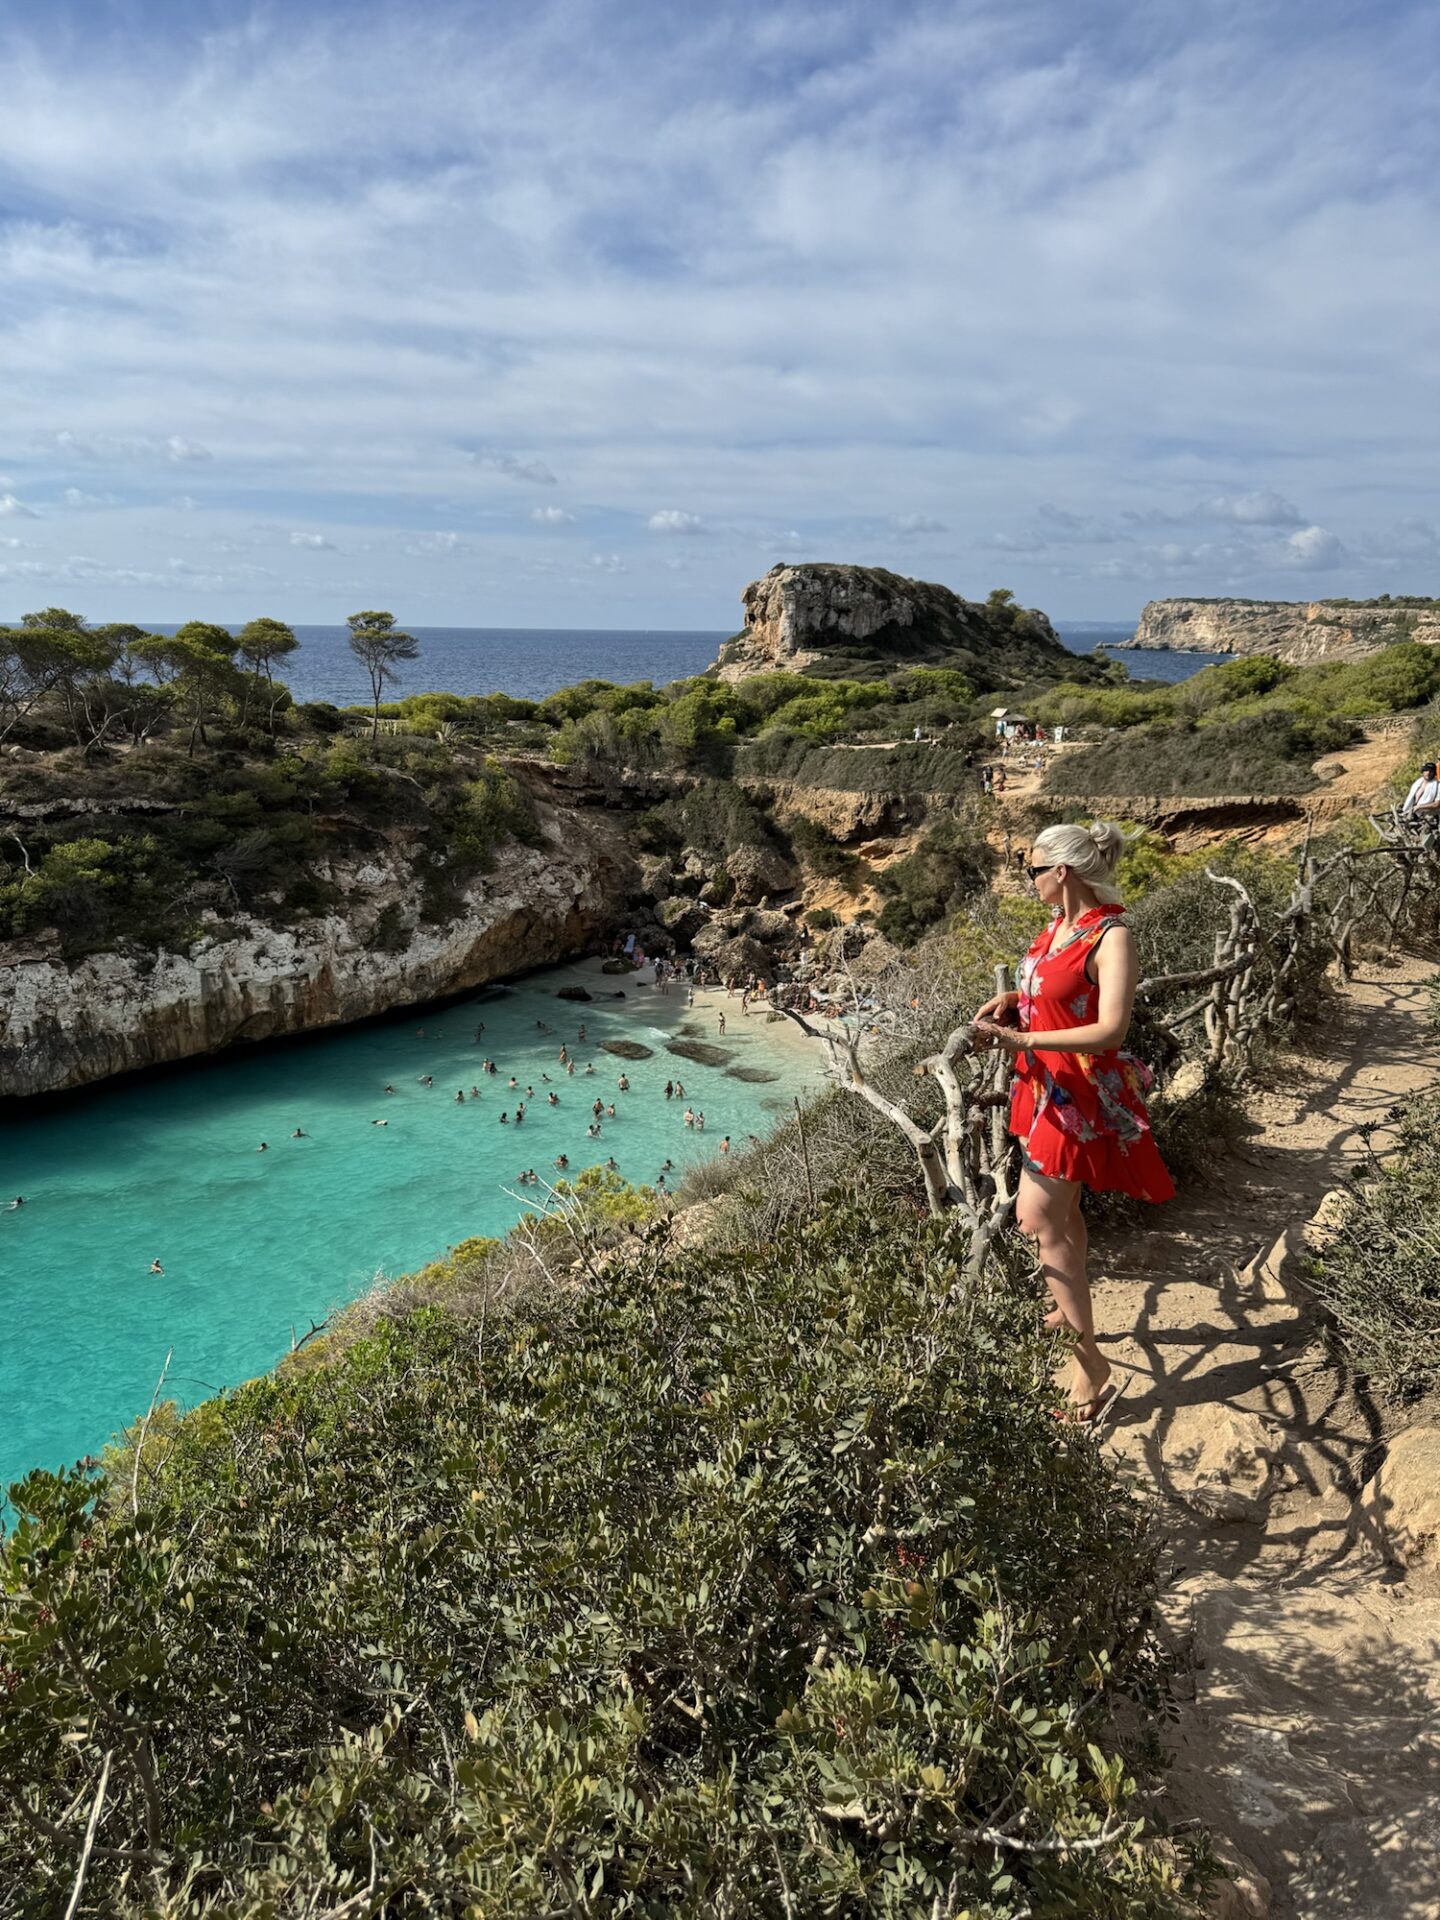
1086, 820, 1127, 870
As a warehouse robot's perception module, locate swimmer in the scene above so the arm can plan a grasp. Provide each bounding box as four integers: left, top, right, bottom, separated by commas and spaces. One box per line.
684, 1108, 695, 1128
372, 1117, 389, 1126
584, 1061, 594, 1075
419, 1074, 433, 1087
718, 1012, 727, 1036
515, 1106, 525, 1124
471, 1085, 480, 1097
566, 1062, 576, 1075
508, 1076, 518, 1089
720, 1136, 730, 1153
474, 1023, 485, 1039
617, 1073, 630, 1092
606, 1103, 616, 1119
536, 1020, 550, 1033
149, 1259, 164, 1274
499, 1111, 509, 1124
547, 1091, 559, 1105
384, 1083, 395, 1094
455, 1090, 465, 1102
487, 1060, 498, 1075
527, 1168, 537, 1184
526, 1085, 534, 1098
656, 1173, 667, 1191
696, 1112, 705, 1131
558, 1045, 568, 1064
291, 1127, 307, 1138
257, 1141, 269, 1152
542, 1072, 551, 1083
665, 1080, 674, 1099
555, 1153, 569, 1171
9, 1195, 24, 1208
587, 1123, 601, 1138
674, 1081, 685, 1098
593, 1099, 604, 1117
606, 1156, 618, 1170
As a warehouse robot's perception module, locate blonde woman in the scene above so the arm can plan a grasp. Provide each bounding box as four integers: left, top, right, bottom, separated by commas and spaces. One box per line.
973, 821, 1174, 1422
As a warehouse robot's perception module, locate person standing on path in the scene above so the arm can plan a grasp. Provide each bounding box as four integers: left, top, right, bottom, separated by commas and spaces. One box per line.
972, 820, 1174, 1423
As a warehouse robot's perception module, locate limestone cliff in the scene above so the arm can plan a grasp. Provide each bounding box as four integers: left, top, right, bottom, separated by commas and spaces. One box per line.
1128, 598, 1440, 665
713, 563, 1083, 687
0, 801, 637, 1101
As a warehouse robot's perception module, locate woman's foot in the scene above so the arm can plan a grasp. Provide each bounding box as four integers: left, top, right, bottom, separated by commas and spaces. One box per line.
1052, 1357, 1119, 1425
1043, 1306, 1073, 1331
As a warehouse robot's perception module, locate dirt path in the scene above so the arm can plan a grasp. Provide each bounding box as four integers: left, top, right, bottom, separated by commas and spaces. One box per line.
1088, 957, 1440, 1918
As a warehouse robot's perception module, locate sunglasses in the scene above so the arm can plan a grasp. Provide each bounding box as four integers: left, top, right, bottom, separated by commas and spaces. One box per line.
1026, 863, 1056, 881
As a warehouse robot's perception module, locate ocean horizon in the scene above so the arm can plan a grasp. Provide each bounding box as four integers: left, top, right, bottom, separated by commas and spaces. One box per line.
134, 619, 1214, 706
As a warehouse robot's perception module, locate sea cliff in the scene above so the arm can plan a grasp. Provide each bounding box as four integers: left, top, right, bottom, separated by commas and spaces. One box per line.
1128, 597, 1440, 664
0, 801, 636, 1101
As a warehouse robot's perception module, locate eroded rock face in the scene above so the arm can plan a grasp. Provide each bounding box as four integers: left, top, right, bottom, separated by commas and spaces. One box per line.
1359, 1426, 1440, 1567
713, 563, 1073, 685
0, 809, 638, 1101
1129, 599, 1440, 664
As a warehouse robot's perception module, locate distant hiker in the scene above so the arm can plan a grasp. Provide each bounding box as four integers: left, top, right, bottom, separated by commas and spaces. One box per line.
1401, 761, 1440, 821
971, 821, 1173, 1426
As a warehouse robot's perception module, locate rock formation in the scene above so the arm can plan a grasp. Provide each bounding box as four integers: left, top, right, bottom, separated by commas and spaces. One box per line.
713, 563, 1083, 687
1127, 597, 1440, 665
0, 802, 637, 1101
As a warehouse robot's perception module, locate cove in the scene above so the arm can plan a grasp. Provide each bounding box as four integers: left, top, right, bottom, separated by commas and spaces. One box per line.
0, 961, 824, 1497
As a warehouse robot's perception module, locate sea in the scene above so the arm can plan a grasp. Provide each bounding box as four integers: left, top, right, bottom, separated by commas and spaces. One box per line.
0, 966, 823, 1499
147, 620, 1215, 705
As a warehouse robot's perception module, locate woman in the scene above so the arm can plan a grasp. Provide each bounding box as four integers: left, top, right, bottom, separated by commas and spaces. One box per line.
973, 821, 1173, 1423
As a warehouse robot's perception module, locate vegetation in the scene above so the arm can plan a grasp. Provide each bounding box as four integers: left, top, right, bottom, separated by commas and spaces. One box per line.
1044, 711, 1356, 798
0, 1203, 1206, 1918
874, 811, 997, 945
1307, 1104, 1440, 1395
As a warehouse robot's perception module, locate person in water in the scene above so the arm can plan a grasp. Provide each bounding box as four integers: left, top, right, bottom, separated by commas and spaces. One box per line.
617, 1073, 630, 1092
9, 1196, 24, 1209
372, 1117, 389, 1126
547, 1091, 559, 1105
291, 1127, 307, 1138
257, 1141, 268, 1152
555, 1153, 569, 1170
972, 820, 1173, 1424
149, 1258, 164, 1273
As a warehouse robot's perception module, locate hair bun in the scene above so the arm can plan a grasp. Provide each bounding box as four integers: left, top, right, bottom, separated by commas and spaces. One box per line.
1086, 820, 1126, 869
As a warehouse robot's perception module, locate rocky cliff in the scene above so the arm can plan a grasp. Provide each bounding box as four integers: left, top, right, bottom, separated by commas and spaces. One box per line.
1128, 598, 1440, 664
713, 563, 1084, 687
0, 800, 638, 1101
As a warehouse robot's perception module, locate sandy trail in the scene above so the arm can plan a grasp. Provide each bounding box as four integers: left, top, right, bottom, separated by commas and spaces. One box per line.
1087, 956, 1440, 1918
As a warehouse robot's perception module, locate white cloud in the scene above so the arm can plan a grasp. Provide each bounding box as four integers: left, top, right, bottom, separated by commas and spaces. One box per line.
1203, 491, 1304, 526
587, 552, 626, 572
647, 509, 706, 535
61, 486, 118, 507
530, 505, 575, 525
1277, 525, 1345, 569
0, 536, 29, 548
289, 531, 336, 550
472, 448, 558, 486
42, 431, 212, 465
403, 530, 464, 555
0, 493, 39, 517
889, 513, 946, 534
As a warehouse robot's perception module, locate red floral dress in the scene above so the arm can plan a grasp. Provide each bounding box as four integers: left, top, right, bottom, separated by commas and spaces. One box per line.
1008, 906, 1174, 1201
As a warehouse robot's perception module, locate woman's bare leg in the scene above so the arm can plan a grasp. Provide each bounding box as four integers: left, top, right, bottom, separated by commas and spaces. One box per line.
1016, 1168, 1109, 1405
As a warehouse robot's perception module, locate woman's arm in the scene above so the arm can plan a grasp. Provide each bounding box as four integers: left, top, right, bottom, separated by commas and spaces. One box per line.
973, 926, 1139, 1055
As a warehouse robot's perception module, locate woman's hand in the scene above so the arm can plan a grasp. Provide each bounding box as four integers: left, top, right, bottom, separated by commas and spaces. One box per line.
975, 990, 1019, 1022
971, 1017, 1028, 1055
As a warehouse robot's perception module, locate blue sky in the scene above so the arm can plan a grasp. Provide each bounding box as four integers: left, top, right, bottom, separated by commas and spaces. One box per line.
0, 0, 1437, 627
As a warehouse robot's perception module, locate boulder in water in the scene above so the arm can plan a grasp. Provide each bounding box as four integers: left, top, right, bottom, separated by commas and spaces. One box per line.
666, 1038, 734, 1067
726, 1065, 779, 1084
556, 986, 593, 1002
600, 1038, 654, 1060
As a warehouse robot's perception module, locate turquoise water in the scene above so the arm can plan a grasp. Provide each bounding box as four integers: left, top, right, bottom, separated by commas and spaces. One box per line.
0, 964, 822, 1498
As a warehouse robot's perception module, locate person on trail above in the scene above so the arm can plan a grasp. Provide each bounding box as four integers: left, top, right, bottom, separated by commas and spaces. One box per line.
972, 819, 1173, 1426
1401, 762, 1440, 820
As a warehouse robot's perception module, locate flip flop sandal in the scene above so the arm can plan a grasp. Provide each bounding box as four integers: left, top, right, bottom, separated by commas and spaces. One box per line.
1050, 1374, 1127, 1428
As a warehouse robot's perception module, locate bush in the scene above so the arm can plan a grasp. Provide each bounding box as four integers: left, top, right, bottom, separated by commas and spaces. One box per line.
0, 1205, 1199, 1917
1045, 712, 1356, 799
1306, 1107, 1440, 1394
874, 811, 997, 945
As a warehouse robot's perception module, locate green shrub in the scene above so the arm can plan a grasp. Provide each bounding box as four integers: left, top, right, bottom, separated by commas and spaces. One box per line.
1045, 712, 1355, 799
1307, 1107, 1440, 1393
0, 1205, 1198, 1917
874, 811, 996, 945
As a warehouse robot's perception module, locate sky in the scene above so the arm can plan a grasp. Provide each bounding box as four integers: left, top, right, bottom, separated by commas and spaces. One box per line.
0, 0, 1437, 630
